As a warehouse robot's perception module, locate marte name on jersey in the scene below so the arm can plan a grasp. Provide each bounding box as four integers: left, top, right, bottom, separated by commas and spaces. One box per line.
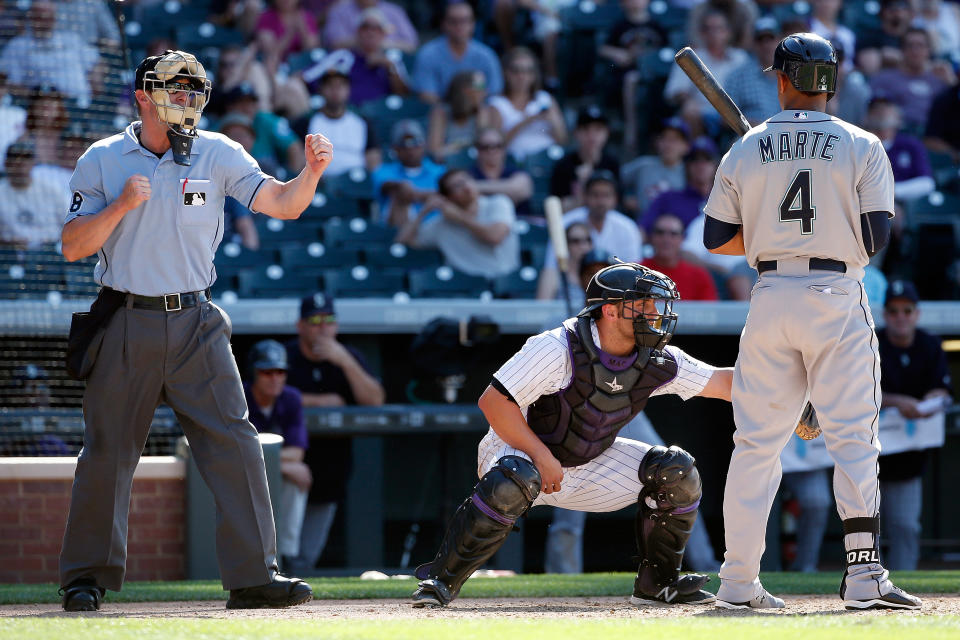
758, 130, 840, 165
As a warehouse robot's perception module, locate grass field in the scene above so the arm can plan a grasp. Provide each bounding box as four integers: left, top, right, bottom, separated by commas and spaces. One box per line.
1, 572, 957, 640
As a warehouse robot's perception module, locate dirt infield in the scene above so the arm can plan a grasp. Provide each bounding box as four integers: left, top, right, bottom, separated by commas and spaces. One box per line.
2, 595, 959, 618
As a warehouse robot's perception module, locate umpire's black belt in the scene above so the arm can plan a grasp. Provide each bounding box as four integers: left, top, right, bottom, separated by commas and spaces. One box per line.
756, 258, 846, 275
110, 288, 212, 312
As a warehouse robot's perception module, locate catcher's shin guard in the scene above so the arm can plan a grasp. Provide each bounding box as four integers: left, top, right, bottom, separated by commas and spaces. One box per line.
634, 445, 703, 599
413, 456, 540, 606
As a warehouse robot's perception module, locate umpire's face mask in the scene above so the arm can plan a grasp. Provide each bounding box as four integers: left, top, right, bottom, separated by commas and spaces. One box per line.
142, 52, 212, 165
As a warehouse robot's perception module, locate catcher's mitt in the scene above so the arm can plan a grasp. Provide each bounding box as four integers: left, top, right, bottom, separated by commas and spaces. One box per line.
795, 402, 821, 440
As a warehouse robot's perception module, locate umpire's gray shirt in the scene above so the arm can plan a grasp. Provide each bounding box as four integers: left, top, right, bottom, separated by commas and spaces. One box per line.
65, 122, 270, 296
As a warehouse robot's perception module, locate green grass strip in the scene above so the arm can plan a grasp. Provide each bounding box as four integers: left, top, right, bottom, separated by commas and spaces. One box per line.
2, 571, 957, 605
2, 617, 960, 640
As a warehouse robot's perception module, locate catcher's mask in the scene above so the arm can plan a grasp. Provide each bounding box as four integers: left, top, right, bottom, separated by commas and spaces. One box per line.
578, 262, 680, 351
135, 50, 211, 165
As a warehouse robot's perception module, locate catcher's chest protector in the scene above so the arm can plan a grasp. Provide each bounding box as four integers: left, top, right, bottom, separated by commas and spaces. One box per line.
526, 316, 678, 466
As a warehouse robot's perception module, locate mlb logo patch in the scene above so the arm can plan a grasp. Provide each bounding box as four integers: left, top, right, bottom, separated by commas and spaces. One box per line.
793, 111, 808, 120
184, 192, 206, 206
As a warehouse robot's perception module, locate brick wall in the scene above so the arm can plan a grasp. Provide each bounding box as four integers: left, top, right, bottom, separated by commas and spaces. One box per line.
0, 459, 185, 584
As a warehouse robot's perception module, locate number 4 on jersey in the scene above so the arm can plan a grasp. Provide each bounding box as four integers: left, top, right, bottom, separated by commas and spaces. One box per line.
779, 170, 815, 234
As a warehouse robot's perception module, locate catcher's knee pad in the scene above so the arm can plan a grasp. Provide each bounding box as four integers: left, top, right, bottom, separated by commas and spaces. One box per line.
638, 445, 701, 510
476, 455, 541, 519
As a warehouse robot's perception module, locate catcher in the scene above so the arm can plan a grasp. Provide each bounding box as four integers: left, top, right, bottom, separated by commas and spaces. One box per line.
413, 263, 734, 608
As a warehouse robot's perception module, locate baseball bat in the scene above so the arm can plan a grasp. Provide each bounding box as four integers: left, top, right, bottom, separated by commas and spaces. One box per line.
674, 47, 751, 136
544, 195, 574, 317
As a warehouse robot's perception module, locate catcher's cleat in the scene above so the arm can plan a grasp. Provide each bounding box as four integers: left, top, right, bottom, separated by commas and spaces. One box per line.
411, 579, 454, 608
226, 575, 313, 609
630, 573, 716, 606
60, 577, 104, 612
715, 589, 785, 610
844, 585, 921, 611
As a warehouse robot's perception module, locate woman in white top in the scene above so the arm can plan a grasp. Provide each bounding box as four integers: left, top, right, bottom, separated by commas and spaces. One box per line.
488, 47, 566, 161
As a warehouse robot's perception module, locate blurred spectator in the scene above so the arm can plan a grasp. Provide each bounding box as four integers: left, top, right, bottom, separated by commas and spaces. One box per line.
544, 170, 644, 270
285, 294, 386, 574
665, 10, 748, 137
779, 467, 832, 573
54, 0, 120, 48
925, 80, 960, 159
24, 88, 69, 167
372, 119, 445, 225
686, 0, 758, 50
255, 0, 321, 77
642, 213, 718, 300
219, 114, 263, 251
32, 123, 93, 198
865, 97, 934, 204
808, 0, 855, 72
878, 280, 953, 570
412, 2, 503, 104
210, 0, 267, 35
224, 83, 306, 176
621, 117, 690, 218
427, 70, 495, 163
857, 0, 914, 75
639, 137, 718, 233
0, 0, 98, 104
870, 28, 953, 134
913, 0, 960, 59
489, 47, 567, 162
0, 142, 68, 248
344, 8, 411, 105
395, 168, 520, 278
323, 0, 418, 53
207, 44, 275, 116
243, 340, 312, 571
468, 127, 534, 217
826, 42, 871, 127
680, 213, 754, 300
12, 363, 52, 409
0, 74, 27, 170
535, 221, 594, 302
295, 64, 381, 176
724, 16, 782, 126
492, 0, 577, 88
549, 105, 617, 212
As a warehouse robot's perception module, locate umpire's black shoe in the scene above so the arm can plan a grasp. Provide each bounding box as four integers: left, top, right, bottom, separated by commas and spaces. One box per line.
844, 585, 922, 611
411, 579, 455, 608
60, 577, 105, 612
226, 575, 313, 609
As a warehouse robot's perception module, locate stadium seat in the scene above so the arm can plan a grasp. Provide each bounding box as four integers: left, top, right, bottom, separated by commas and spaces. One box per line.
323, 218, 397, 250
324, 265, 405, 298
210, 273, 238, 297
648, 0, 688, 33
928, 151, 960, 192
443, 147, 477, 170
363, 244, 444, 269
904, 191, 960, 218
493, 266, 540, 299
257, 217, 324, 246
280, 244, 362, 274
302, 191, 363, 220
560, 1, 623, 32
238, 265, 320, 298
408, 266, 490, 298
215, 242, 277, 275
285, 48, 328, 74
175, 23, 245, 51
324, 168, 375, 202
359, 95, 430, 149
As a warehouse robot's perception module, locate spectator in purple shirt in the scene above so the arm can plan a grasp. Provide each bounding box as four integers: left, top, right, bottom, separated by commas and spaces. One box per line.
868, 28, 954, 134
243, 340, 312, 573
345, 8, 410, 105
866, 96, 935, 201
323, 0, 418, 53
639, 137, 718, 233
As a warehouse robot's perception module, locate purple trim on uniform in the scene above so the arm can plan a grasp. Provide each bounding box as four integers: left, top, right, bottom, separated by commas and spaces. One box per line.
673, 498, 700, 515
472, 493, 515, 526
598, 349, 638, 371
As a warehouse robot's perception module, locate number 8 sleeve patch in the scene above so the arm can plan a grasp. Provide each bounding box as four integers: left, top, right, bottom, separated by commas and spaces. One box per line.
69, 192, 83, 213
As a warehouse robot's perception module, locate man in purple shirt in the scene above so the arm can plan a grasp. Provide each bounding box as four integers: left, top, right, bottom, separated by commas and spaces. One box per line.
244, 340, 312, 573
639, 137, 718, 233
323, 0, 419, 53
865, 96, 934, 198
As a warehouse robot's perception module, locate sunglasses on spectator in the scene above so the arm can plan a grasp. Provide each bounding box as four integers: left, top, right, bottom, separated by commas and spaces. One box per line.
884, 306, 915, 316
476, 142, 503, 151
306, 314, 337, 324
567, 236, 591, 244
257, 369, 287, 377
652, 228, 683, 237
508, 65, 536, 74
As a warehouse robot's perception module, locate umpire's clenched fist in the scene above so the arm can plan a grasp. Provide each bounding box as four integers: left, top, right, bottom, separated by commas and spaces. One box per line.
305, 133, 334, 176
118, 174, 151, 210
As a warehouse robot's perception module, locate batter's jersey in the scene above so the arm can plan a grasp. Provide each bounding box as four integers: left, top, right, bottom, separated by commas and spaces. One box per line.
492, 317, 714, 416
704, 109, 895, 269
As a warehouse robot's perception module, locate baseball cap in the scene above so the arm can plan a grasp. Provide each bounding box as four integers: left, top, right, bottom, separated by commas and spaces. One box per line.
754, 16, 779, 37
223, 83, 258, 105
300, 292, 335, 319
660, 116, 691, 141
584, 168, 618, 190
685, 136, 718, 162
885, 280, 919, 306
250, 340, 288, 372
579, 249, 614, 274
218, 113, 254, 135
391, 119, 426, 148
576, 104, 609, 128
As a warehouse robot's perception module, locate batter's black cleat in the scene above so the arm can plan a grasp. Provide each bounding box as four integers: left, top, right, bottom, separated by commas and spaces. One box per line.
411, 579, 454, 608
226, 575, 313, 609
843, 585, 922, 611
630, 573, 716, 606
60, 577, 105, 612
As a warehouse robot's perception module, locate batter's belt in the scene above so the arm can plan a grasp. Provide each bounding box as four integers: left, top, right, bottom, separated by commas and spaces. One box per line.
757, 258, 846, 275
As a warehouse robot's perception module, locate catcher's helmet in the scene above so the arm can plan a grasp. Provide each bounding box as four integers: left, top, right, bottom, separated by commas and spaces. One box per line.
135, 50, 211, 133
248, 339, 288, 378
765, 33, 837, 99
579, 262, 680, 351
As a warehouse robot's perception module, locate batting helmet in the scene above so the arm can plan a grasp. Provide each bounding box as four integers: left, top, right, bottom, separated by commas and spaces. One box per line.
247, 339, 288, 378
765, 33, 837, 99
579, 262, 680, 351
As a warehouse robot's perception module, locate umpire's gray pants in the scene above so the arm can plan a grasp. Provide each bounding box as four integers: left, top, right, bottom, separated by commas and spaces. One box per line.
59, 301, 278, 591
